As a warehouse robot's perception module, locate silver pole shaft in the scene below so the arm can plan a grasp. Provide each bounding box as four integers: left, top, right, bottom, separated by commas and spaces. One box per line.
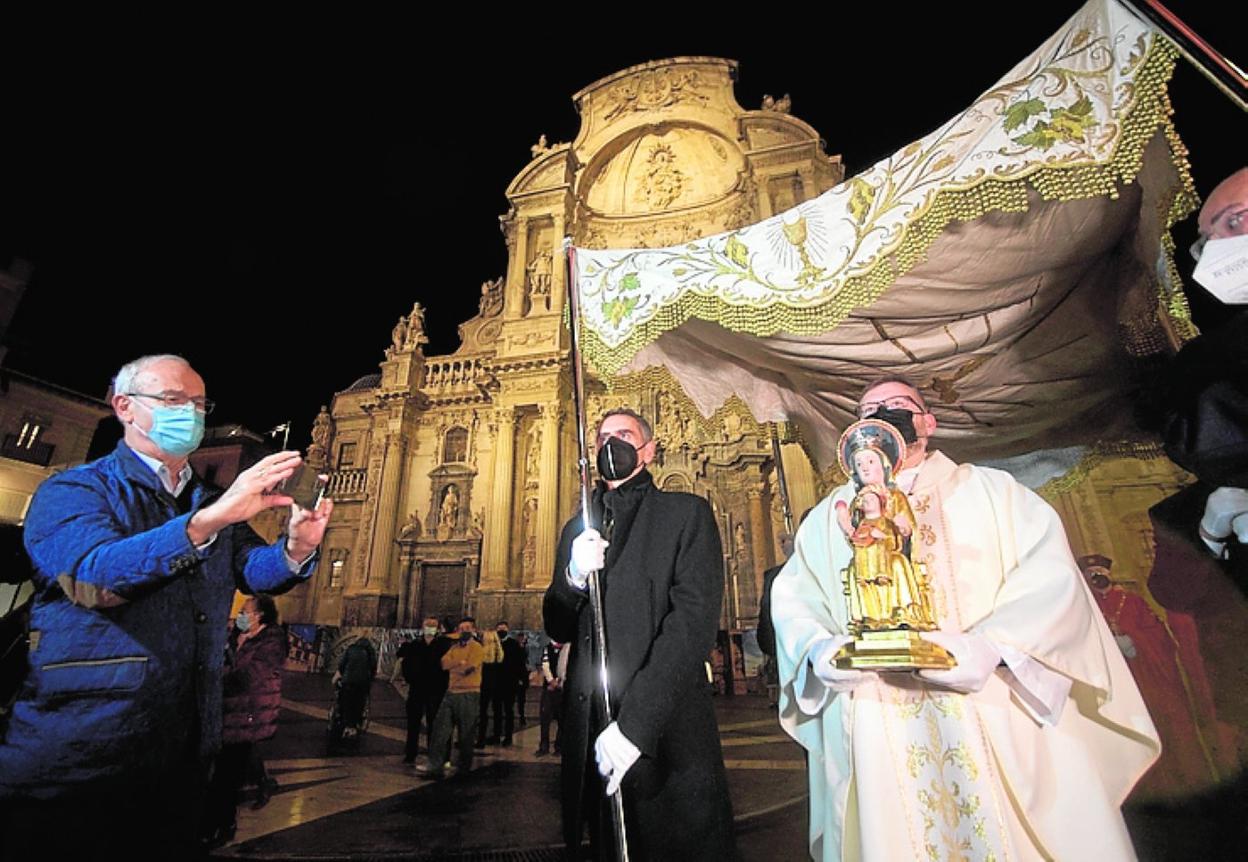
563, 239, 630, 862
769, 423, 794, 536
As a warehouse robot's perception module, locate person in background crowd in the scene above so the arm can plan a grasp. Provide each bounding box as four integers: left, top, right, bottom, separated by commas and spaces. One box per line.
421, 617, 484, 779
202, 594, 288, 848
393, 616, 449, 764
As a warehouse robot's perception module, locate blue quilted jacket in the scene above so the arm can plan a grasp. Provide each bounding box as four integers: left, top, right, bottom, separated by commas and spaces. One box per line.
0, 443, 314, 799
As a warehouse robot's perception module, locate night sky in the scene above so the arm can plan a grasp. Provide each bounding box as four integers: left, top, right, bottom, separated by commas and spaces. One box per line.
1, 5, 1238, 450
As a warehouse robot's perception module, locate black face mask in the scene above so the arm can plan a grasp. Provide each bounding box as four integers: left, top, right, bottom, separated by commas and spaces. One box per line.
596, 436, 639, 481
870, 407, 919, 444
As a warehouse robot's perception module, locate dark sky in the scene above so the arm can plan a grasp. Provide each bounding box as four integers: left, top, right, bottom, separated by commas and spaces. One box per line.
1, 5, 1238, 449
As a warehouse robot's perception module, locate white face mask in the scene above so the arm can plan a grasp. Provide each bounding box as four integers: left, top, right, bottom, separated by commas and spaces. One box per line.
1192, 234, 1248, 304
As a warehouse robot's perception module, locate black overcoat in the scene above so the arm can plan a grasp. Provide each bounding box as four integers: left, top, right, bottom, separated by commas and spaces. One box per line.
543, 470, 737, 860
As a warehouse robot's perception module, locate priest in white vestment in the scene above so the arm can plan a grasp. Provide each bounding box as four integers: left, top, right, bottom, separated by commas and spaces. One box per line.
773, 377, 1160, 861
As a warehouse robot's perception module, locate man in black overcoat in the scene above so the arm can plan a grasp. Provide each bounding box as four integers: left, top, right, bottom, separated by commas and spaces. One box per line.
544, 408, 737, 860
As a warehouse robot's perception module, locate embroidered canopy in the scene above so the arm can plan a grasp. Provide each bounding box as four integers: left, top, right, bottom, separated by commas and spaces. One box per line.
572, 0, 1197, 467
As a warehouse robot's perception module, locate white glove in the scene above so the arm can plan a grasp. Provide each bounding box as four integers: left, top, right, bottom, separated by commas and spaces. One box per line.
594, 721, 641, 796
567, 528, 608, 589
1114, 634, 1137, 659
1232, 511, 1248, 544
1201, 487, 1248, 540
917, 631, 1002, 693
808, 635, 873, 693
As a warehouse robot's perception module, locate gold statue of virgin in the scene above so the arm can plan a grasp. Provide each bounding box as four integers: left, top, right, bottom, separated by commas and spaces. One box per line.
834, 419, 953, 670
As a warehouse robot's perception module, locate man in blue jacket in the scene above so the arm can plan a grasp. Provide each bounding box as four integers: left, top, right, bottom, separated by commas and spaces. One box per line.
0, 354, 332, 855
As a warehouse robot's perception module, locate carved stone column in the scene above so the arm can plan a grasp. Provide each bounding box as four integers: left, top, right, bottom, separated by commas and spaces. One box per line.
395, 543, 418, 628
747, 482, 772, 607
506, 218, 530, 320
529, 404, 563, 587
367, 433, 406, 593
550, 214, 567, 323
481, 408, 516, 587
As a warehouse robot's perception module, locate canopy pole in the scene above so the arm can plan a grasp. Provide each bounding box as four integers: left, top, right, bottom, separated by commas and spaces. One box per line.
769, 423, 795, 537
1119, 0, 1246, 111
563, 238, 631, 862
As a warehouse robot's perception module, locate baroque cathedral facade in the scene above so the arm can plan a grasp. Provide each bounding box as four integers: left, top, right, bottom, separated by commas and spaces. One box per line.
279, 57, 844, 633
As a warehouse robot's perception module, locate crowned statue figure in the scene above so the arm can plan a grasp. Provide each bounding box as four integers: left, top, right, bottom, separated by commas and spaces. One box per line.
833, 419, 952, 670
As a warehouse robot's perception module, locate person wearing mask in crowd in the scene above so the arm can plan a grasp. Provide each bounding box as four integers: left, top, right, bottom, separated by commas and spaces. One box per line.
421, 617, 484, 779
202, 594, 288, 847
393, 616, 449, 764
545, 408, 737, 860
0, 354, 330, 858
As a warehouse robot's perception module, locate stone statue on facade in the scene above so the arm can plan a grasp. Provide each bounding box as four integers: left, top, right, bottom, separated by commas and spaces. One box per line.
439, 484, 460, 539
406, 302, 429, 349
400, 510, 422, 541
525, 250, 553, 313
478, 276, 504, 318
307, 405, 332, 469
387, 316, 407, 358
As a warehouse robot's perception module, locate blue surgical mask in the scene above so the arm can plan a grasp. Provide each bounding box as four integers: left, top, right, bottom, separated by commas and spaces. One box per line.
235, 612, 252, 632
423, 626, 439, 637
135, 403, 205, 457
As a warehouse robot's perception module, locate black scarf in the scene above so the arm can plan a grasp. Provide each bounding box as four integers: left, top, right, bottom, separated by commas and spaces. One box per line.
592, 469, 654, 575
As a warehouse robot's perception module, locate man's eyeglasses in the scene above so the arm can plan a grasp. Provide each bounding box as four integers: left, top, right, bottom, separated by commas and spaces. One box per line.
857, 395, 926, 419
1192, 209, 1247, 261
126, 392, 216, 415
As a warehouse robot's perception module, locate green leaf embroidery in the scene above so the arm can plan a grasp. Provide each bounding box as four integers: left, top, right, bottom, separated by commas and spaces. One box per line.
602, 296, 638, 328
620, 272, 641, 292
1012, 123, 1059, 150
1002, 98, 1045, 133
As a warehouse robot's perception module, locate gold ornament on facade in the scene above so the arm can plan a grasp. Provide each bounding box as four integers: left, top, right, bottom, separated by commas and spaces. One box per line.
603, 68, 707, 121
638, 143, 687, 210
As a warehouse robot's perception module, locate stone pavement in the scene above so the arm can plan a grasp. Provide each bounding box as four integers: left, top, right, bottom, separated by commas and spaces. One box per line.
211, 672, 810, 860
209, 671, 1244, 860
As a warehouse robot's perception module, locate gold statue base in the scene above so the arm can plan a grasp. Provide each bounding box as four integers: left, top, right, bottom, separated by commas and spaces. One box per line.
835, 629, 956, 671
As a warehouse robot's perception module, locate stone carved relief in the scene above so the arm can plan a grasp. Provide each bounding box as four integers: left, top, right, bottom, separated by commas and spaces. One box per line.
508, 331, 556, 350
603, 68, 708, 120
519, 496, 540, 582
525, 424, 542, 486
635, 220, 702, 250
637, 142, 687, 210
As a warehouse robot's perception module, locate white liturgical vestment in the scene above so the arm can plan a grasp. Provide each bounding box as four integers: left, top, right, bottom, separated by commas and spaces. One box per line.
773, 451, 1159, 861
